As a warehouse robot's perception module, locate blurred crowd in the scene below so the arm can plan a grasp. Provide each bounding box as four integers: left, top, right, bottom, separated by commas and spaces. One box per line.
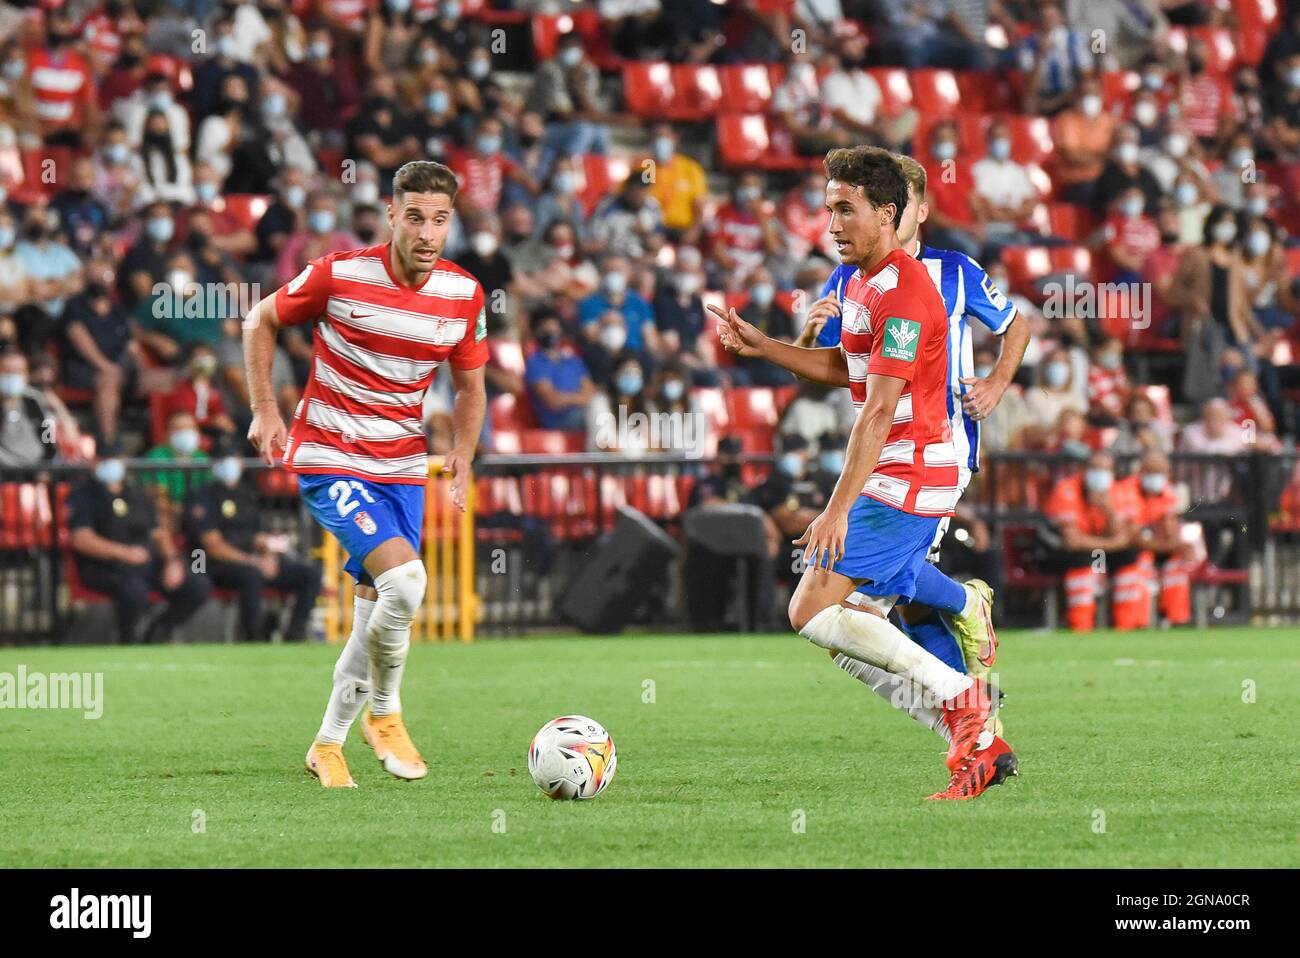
0, 0, 1297, 493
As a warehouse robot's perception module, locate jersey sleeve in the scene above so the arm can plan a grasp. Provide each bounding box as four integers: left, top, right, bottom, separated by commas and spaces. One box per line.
866, 283, 928, 382
449, 284, 489, 371
273, 254, 334, 328
960, 254, 1017, 334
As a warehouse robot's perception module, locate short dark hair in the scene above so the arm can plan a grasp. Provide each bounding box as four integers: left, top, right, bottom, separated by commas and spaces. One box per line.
824, 146, 908, 229
392, 161, 458, 205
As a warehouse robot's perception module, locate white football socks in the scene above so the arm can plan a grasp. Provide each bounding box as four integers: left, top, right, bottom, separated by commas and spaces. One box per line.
800, 604, 973, 705
315, 595, 375, 745
366, 560, 426, 717
832, 653, 951, 743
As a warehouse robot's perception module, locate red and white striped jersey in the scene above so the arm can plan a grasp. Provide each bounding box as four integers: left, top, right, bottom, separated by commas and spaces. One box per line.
840, 247, 959, 517
274, 243, 488, 485
26, 47, 95, 128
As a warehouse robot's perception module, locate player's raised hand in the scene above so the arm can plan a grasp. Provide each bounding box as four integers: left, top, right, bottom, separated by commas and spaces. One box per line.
806, 293, 841, 329
794, 507, 849, 575
247, 404, 288, 466
707, 304, 765, 358
442, 448, 470, 511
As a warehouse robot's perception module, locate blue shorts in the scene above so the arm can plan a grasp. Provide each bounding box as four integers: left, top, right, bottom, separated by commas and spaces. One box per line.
829, 496, 943, 604
299, 474, 424, 583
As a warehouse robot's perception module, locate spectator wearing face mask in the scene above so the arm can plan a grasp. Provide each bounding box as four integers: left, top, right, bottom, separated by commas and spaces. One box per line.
414, 74, 465, 165
133, 251, 224, 363
141, 410, 212, 509
119, 201, 177, 308
779, 172, 835, 264
970, 120, 1043, 260
748, 432, 828, 587
972, 343, 1033, 451
1179, 37, 1236, 144
587, 355, 656, 454
162, 343, 237, 446
286, 26, 360, 143
526, 314, 596, 432
1209, 132, 1256, 211
921, 120, 983, 260
736, 268, 796, 387
93, 123, 146, 226
275, 193, 360, 285
183, 448, 323, 642
457, 214, 515, 331
29, 9, 103, 149
1041, 450, 1138, 631
525, 33, 613, 179
648, 361, 709, 456
346, 73, 423, 188
1113, 392, 1173, 455
0, 211, 34, 328
449, 116, 540, 217
1143, 120, 1212, 198
651, 249, 717, 385
121, 72, 190, 152
1237, 218, 1297, 332
1262, 52, 1300, 161
1169, 172, 1213, 248
1052, 79, 1117, 206
0, 352, 58, 467
1099, 186, 1159, 284
1092, 125, 1161, 218
13, 208, 82, 351
62, 269, 135, 446
644, 124, 708, 239
190, 14, 262, 123
52, 157, 111, 258
589, 175, 666, 261
807, 431, 847, 499
778, 380, 853, 447
578, 255, 657, 358
68, 444, 212, 644
1025, 347, 1088, 430
1108, 450, 1193, 628
707, 173, 781, 287
1086, 338, 1131, 422
532, 157, 590, 244
134, 106, 195, 207
1169, 206, 1260, 362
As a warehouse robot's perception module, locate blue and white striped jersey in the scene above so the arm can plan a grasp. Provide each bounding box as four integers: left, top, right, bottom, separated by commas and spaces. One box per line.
814, 246, 1017, 474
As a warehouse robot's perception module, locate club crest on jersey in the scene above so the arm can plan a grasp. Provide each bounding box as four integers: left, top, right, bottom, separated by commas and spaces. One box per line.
353, 511, 377, 536
475, 306, 486, 342
882, 318, 920, 362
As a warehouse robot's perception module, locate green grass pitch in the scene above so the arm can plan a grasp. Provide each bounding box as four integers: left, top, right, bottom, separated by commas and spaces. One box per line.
1, 629, 1296, 868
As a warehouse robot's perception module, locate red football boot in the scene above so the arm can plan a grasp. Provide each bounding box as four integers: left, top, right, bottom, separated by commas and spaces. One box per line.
926, 736, 1019, 801
940, 677, 996, 771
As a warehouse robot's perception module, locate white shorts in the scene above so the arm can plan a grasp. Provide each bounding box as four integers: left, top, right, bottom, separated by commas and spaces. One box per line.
927, 463, 973, 562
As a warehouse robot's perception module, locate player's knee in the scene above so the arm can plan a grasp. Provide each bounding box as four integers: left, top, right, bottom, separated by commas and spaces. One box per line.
788, 594, 830, 637
375, 559, 426, 622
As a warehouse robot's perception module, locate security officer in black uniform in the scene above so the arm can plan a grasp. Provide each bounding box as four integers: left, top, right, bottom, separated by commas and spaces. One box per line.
183, 445, 322, 642
67, 443, 212, 643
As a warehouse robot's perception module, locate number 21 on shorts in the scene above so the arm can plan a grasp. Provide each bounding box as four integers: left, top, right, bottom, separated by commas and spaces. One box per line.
328, 479, 377, 517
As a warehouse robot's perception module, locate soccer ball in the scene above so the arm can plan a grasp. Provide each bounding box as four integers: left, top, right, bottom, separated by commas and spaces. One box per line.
528, 715, 617, 800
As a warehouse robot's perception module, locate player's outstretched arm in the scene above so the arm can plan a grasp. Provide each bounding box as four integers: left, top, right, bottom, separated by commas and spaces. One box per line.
243, 292, 288, 466
708, 305, 848, 387
796, 373, 905, 573
446, 364, 486, 512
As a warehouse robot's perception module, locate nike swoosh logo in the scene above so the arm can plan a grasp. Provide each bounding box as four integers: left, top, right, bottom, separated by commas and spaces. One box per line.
349, 309, 375, 319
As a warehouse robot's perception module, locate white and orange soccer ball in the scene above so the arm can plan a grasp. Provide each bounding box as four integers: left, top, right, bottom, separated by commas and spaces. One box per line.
527, 715, 617, 800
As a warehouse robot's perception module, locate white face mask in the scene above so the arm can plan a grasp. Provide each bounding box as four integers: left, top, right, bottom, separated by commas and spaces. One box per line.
1115, 142, 1140, 165
1165, 133, 1190, 158
603, 272, 627, 297
170, 428, 200, 455
1140, 472, 1167, 495
1246, 230, 1271, 257
1134, 100, 1158, 126
599, 324, 627, 353
1212, 221, 1238, 245
471, 232, 498, 257
1081, 94, 1102, 117
1245, 196, 1269, 217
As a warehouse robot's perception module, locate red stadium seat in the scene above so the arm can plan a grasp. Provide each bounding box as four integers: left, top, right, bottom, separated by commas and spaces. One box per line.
489, 340, 525, 380
672, 64, 723, 121
489, 392, 535, 432
1045, 202, 1099, 242
910, 69, 962, 117
720, 64, 776, 114
533, 13, 619, 69
1099, 70, 1141, 107
999, 246, 1053, 296
955, 70, 1010, 113
0, 483, 52, 550
491, 430, 521, 454
578, 154, 631, 215
691, 387, 730, 434
727, 387, 778, 431
1006, 116, 1054, 166
1049, 245, 1093, 281
622, 61, 675, 117
220, 194, 271, 231
520, 430, 574, 455
866, 68, 913, 116
715, 114, 813, 171
1234, 0, 1280, 65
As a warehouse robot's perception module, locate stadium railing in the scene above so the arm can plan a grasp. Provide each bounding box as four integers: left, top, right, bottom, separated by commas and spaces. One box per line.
2, 451, 1298, 640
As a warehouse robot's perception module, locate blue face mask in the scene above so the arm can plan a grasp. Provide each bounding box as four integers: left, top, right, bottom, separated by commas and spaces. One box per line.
308, 210, 336, 234
427, 90, 450, 115
804, 188, 823, 209
989, 138, 1011, 160
933, 141, 957, 161
751, 283, 774, 307
212, 458, 243, 487
476, 134, 500, 155
147, 217, 174, 243
779, 453, 803, 477
1060, 439, 1091, 461
196, 181, 218, 204
819, 451, 845, 474
615, 373, 643, 396
95, 460, 126, 486
662, 379, 685, 402
1044, 362, 1070, 389
1085, 468, 1113, 494
0, 373, 25, 397
1140, 472, 1167, 495
170, 429, 200, 456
